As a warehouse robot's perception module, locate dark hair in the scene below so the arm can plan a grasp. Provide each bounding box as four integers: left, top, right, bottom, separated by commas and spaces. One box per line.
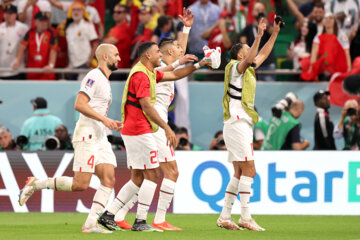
322, 15, 338, 36
230, 43, 243, 60
114, 4, 128, 13
175, 127, 188, 136
158, 37, 175, 49
314, 3, 324, 9
137, 41, 157, 58
158, 15, 171, 30
214, 130, 223, 138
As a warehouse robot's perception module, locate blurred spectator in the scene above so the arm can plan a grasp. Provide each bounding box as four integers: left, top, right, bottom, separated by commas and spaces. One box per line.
334, 99, 359, 150
253, 115, 268, 150
262, 100, 309, 150
209, 130, 227, 150
20, 97, 63, 151
286, 0, 324, 44
64, 1, 98, 80
288, 20, 311, 70
12, 12, 58, 80
325, 0, 359, 37
230, 0, 250, 34
188, 0, 220, 58
313, 90, 336, 150
48, 0, 104, 40
201, 10, 237, 54
239, 2, 275, 81
45, 124, 73, 150
151, 15, 177, 43
175, 127, 202, 150
301, 13, 351, 81
0, 0, 15, 24
298, 0, 322, 18
17, 0, 51, 28
0, 126, 18, 150
103, 4, 132, 69
0, 5, 28, 80
130, 5, 156, 61
159, 0, 183, 18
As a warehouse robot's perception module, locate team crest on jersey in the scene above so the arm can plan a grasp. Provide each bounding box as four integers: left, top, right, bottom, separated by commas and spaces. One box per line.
86, 78, 95, 88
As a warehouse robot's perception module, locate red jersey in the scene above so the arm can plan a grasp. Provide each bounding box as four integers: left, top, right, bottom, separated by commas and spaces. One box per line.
22, 27, 58, 80
106, 22, 132, 68
121, 70, 164, 136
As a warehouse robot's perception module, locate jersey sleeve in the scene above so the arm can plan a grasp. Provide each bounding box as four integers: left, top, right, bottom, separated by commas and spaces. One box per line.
87, 22, 98, 41
21, 31, 30, 47
79, 73, 98, 100
131, 72, 151, 98
156, 70, 164, 83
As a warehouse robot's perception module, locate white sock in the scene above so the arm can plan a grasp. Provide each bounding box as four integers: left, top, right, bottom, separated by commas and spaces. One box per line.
239, 176, 253, 220
154, 178, 176, 224
136, 179, 157, 221
84, 184, 112, 227
108, 180, 139, 215
34, 177, 73, 191
220, 177, 239, 219
115, 193, 138, 222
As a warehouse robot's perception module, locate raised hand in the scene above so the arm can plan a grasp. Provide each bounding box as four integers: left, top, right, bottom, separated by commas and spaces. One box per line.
179, 54, 198, 65
178, 8, 194, 27
199, 57, 212, 67
257, 18, 266, 38
273, 15, 282, 33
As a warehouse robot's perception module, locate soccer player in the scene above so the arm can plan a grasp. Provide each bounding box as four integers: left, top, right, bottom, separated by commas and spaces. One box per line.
217, 17, 281, 231
97, 41, 211, 232
18, 44, 123, 234
113, 9, 195, 232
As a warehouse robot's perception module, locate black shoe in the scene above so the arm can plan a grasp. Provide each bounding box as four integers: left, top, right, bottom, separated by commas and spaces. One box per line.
131, 219, 163, 232
97, 211, 121, 231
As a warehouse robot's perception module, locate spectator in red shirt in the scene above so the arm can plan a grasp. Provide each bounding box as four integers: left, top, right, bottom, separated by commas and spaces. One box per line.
13, 11, 58, 80
103, 4, 132, 69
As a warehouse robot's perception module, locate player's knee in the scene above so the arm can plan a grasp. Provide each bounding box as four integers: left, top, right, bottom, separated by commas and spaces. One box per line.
72, 181, 89, 191
101, 175, 115, 188
171, 168, 179, 181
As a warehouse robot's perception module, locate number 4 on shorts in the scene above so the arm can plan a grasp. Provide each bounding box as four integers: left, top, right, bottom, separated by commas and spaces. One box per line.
88, 155, 95, 169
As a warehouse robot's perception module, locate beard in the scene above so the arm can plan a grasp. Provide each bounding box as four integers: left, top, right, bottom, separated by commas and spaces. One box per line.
107, 62, 117, 71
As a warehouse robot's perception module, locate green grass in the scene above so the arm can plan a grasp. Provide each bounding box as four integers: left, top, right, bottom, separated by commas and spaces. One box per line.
1, 213, 360, 240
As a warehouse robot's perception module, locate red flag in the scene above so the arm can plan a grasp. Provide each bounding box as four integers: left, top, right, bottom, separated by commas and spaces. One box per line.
328, 57, 360, 106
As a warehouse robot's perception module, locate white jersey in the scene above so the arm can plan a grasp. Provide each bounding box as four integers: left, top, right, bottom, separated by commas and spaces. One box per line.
0, 21, 28, 77
224, 64, 253, 125
17, 0, 51, 27
73, 68, 112, 142
154, 60, 175, 122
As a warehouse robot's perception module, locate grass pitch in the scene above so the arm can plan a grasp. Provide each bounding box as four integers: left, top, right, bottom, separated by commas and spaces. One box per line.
1, 213, 359, 240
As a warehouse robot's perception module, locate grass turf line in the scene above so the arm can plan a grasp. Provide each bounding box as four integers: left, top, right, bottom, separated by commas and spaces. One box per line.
1, 213, 359, 240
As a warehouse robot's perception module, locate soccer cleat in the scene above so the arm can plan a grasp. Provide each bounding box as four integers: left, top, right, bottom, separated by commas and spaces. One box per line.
216, 217, 242, 230
152, 221, 183, 231
115, 220, 132, 230
18, 177, 37, 206
238, 217, 265, 231
97, 211, 122, 231
81, 223, 113, 234
131, 219, 163, 232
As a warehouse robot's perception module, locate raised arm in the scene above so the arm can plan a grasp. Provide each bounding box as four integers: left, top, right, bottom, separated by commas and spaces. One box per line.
254, 17, 281, 69
237, 18, 266, 73
161, 58, 210, 81
139, 97, 176, 147
48, 0, 64, 10
158, 54, 198, 72
285, 0, 305, 25
177, 8, 194, 56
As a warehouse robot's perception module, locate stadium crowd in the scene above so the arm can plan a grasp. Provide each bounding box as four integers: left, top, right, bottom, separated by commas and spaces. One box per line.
1, 0, 360, 81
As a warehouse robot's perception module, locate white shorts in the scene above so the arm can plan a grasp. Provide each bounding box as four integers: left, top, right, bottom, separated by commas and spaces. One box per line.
122, 133, 159, 170
73, 136, 117, 173
153, 127, 176, 163
223, 119, 254, 162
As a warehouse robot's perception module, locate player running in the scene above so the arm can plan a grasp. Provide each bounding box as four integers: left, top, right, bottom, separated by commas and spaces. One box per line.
97, 41, 211, 232
217, 17, 282, 231
113, 9, 195, 232
18, 44, 122, 234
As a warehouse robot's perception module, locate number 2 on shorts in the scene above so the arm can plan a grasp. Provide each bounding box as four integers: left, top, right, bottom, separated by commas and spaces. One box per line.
150, 151, 158, 164
87, 155, 95, 169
